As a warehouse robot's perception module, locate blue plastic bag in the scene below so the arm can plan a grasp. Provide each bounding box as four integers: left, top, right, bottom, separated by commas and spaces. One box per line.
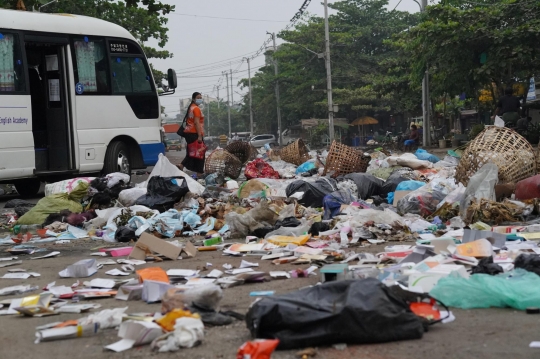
414, 149, 440, 163
387, 192, 394, 204
395, 180, 425, 192
295, 161, 317, 175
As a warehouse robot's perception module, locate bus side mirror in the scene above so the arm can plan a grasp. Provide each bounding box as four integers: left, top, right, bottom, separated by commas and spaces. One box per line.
167, 69, 177, 89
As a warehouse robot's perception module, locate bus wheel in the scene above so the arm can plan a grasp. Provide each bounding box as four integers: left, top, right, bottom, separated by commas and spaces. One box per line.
103, 141, 131, 176
14, 179, 41, 197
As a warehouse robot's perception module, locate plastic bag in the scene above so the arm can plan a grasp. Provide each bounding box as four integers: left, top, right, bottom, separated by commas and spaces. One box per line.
115, 226, 137, 243
44, 177, 95, 196
246, 278, 424, 349
342, 173, 383, 200
295, 161, 317, 175
430, 269, 540, 310
245, 159, 280, 180
396, 180, 426, 192
187, 141, 207, 160
459, 163, 498, 217
380, 171, 410, 196
135, 176, 189, 212
17, 182, 88, 225
414, 149, 440, 163
118, 188, 147, 207
237, 340, 279, 359
161, 284, 223, 313
387, 153, 433, 170
105, 172, 130, 188
397, 183, 448, 216
138, 153, 204, 195
471, 256, 503, 275
323, 190, 354, 220
264, 221, 311, 239
285, 178, 337, 207
225, 212, 263, 238
514, 253, 540, 276
436, 183, 465, 209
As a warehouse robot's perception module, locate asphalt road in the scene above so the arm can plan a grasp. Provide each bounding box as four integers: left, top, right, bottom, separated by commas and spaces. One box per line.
0, 150, 539, 359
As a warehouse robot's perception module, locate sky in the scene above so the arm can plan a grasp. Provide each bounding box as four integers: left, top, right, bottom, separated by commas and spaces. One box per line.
150, 0, 422, 118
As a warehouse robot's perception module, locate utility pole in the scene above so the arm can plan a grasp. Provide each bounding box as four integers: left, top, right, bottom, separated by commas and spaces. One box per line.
230, 69, 234, 118
420, 0, 430, 146
206, 94, 210, 137
324, 0, 335, 143
244, 57, 254, 136
223, 71, 231, 138
268, 32, 282, 146
216, 85, 220, 110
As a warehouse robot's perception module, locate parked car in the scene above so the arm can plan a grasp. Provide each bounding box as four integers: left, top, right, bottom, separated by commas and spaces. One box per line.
164, 133, 182, 151
249, 134, 278, 148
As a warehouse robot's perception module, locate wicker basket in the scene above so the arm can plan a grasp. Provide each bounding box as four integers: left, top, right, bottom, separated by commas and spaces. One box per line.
455, 126, 537, 185
248, 144, 258, 162
280, 139, 310, 166
204, 149, 243, 179
323, 140, 370, 177
224, 141, 252, 164
536, 146, 540, 174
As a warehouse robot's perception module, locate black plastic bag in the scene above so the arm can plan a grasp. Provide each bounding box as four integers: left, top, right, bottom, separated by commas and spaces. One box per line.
285, 178, 337, 207
343, 173, 383, 200
4, 199, 36, 217
246, 278, 424, 350
471, 256, 504, 275
135, 176, 189, 212
514, 254, 540, 276
274, 217, 301, 228
308, 222, 330, 236
381, 171, 409, 196
115, 226, 137, 242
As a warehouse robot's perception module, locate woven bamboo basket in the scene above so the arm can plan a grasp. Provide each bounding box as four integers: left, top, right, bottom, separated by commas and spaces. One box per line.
455, 126, 537, 186
204, 149, 243, 179
248, 144, 258, 161
323, 140, 371, 177
280, 139, 310, 166
536, 146, 540, 174
224, 141, 252, 164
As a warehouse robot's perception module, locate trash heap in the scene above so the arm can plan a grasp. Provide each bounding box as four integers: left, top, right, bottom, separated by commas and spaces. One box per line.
5, 127, 540, 354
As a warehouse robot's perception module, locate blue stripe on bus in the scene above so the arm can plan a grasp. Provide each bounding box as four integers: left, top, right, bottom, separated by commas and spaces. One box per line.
140, 142, 165, 166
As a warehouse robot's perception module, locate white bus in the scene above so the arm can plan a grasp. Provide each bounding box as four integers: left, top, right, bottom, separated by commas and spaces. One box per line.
0, 9, 177, 196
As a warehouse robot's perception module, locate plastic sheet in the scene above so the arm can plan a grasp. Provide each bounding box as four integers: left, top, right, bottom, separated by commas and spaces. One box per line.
118, 188, 147, 207
135, 176, 189, 212
323, 190, 355, 220
397, 186, 447, 217
430, 269, 540, 310
245, 159, 280, 180
286, 178, 337, 207
343, 173, 383, 200
245, 278, 424, 350
459, 163, 498, 217
387, 153, 433, 170
295, 161, 317, 175
415, 149, 440, 163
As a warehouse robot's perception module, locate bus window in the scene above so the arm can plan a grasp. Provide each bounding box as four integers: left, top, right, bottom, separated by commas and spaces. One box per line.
111, 56, 152, 94
73, 38, 110, 94
0, 32, 26, 92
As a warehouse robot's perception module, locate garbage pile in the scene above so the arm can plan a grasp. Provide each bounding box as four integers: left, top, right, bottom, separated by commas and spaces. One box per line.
5, 126, 540, 353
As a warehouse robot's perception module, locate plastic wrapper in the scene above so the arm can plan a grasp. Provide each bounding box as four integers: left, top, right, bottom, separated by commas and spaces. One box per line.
436, 183, 465, 209
342, 173, 383, 200
135, 176, 189, 212
285, 178, 337, 207
245, 278, 424, 350
17, 182, 88, 225
397, 185, 448, 217
514, 253, 540, 276
414, 149, 440, 163
225, 212, 263, 238
430, 269, 540, 310
323, 190, 355, 220
264, 221, 311, 239
151, 317, 204, 352
459, 163, 498, 217
237, 340, 279, 359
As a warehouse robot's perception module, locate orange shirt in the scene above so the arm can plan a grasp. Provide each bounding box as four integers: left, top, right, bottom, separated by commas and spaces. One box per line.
184, 103, 205, 135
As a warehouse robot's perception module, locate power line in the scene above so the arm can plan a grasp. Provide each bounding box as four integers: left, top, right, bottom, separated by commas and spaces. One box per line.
169, 12, 289, 23
174, 50, 259, 72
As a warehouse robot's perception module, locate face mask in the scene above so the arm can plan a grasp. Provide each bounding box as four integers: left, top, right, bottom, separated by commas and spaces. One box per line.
195, 99, 203, 105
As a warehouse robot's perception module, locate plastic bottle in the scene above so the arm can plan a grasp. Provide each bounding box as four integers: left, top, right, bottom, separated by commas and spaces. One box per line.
12, 224, 41, 235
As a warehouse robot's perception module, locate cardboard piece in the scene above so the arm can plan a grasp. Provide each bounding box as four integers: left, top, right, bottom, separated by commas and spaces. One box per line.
462, 229, 506, 248
129, 233, 182, 261
59, 259, 98, 278
116, 284, 143, 301
393, 190, 411, 206
181, 241, 197, 258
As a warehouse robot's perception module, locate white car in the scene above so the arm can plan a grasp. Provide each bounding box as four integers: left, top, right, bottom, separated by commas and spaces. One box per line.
249, 134, 278, 148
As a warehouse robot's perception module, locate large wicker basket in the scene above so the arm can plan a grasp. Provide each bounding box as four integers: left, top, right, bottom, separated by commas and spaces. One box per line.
204, 149, 243, 179
280, 139, 310, 166
322, 140, 370, 177
455, 126, 537, 185
225, 141, 252, 164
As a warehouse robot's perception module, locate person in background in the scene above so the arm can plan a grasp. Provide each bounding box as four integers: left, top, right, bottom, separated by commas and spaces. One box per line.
516, 116, 532, 133
232, 132, 240, 141
493, 87, 521, 123
177, 92, 206, 177
404, 124, 419, 148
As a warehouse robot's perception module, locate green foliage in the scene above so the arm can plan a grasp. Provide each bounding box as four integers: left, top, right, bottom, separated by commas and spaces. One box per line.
469, 123, 485, 140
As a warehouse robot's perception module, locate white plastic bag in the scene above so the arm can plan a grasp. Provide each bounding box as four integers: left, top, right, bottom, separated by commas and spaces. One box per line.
460, 163, 498, 217
137, 154, 204, 195
118, 188, 147, 206
105, 172, 130, 188
152, 317, 204, 352
387, 153, 433, 170
44, 177, 95, 196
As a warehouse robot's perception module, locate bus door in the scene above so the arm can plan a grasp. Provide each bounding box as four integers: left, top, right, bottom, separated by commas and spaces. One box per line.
24, 35, 74, 173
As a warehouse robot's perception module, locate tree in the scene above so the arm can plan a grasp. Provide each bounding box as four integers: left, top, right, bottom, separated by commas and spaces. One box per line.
395, 0, 540, 108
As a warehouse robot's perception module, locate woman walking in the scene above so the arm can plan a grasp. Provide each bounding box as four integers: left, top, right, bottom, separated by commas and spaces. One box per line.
178, 92, 206, 177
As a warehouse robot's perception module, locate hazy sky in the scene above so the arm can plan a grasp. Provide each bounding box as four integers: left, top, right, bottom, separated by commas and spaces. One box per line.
150, 0, 422, 118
